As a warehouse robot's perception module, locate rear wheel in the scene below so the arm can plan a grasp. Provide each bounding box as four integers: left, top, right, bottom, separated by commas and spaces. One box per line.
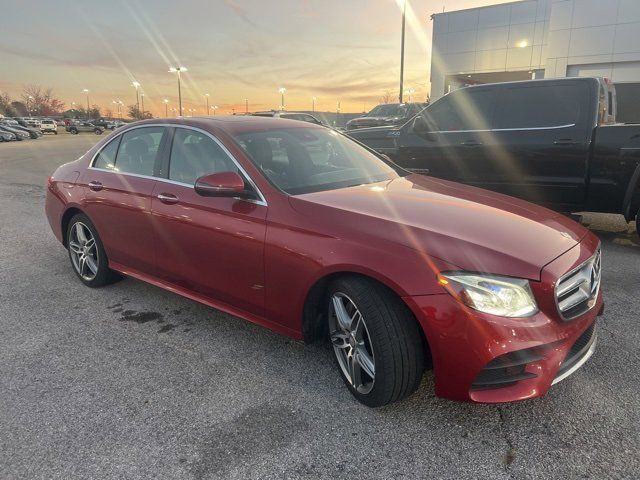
66, 214, 120, 288
94, 129, 102, 135
70, 128, 78, 134
327, 276, 425, 407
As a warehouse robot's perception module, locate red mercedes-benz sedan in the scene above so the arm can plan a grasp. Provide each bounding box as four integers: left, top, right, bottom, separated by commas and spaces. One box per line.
45, 117, 603, 407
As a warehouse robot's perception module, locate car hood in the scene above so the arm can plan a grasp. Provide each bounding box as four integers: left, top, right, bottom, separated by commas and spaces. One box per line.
290, 174, 588, 280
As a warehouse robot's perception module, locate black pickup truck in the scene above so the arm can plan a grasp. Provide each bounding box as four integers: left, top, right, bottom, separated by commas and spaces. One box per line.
348, 77, 640, 235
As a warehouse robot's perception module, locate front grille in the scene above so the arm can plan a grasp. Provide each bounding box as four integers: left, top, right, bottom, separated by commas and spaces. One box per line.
555, 248, 601, 320
555, 322, 597, 380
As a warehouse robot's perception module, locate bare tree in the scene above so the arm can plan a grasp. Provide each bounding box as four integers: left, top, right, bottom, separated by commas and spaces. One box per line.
21, 85, 65, 116
380, 90, 393, 104
0, 92, 17, 117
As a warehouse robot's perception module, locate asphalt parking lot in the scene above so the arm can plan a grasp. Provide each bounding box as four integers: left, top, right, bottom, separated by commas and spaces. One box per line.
1, 133, 639, 479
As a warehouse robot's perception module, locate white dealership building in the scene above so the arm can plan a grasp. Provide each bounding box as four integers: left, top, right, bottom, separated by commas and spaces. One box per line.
430, 0, 640, 100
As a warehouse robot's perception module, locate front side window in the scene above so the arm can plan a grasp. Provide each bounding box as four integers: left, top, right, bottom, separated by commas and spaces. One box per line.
367, 104, 408, 118
234, 127, 403, 195
93, 136, 121, 170
114, 127, 165, 176
422, 88, 495, 131
169, 128, 238, 184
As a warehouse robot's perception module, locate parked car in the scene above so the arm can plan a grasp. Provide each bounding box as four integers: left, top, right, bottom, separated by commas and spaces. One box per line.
1, 120, 42, 139
40, 119, 58, 134
345, 103, 426, 131
348, 77, 640, 236
0, 125, 30, 141
252, 110, 323, 125
0, 130, 16, 142
23, 117, 42, 129
68, 121, 103, 135
45, 117, 602, 407
106, 120, 125, 130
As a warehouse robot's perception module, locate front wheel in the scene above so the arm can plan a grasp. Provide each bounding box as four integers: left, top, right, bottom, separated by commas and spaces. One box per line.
95, 129, 102, 135
70, 128, 78, 134
327, 276, 425, 407
66, 214, 120, 287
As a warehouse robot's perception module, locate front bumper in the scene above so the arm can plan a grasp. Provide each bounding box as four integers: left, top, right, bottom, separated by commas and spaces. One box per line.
404, 236, 603, 403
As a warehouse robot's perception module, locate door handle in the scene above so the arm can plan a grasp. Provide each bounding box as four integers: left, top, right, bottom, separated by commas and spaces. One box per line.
88, 181, 103, 191
157, 193, 179, 205
553, 139, 578, 145
460, 140, 483, 147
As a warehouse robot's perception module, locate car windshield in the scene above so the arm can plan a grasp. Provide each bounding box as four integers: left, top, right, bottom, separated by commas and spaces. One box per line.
233, 127, 404, 195
366, 104, 407, 118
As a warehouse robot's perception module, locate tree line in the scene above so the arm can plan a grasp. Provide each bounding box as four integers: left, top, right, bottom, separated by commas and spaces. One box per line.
0, 85, 152, 120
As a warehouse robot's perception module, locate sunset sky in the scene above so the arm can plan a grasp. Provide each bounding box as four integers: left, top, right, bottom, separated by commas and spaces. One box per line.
1, 0, 514, 116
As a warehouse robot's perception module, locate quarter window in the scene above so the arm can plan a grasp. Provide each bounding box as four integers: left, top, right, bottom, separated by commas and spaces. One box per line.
114, 127, 165, 176
169, 128, 238, 184
93, 137, 121, 170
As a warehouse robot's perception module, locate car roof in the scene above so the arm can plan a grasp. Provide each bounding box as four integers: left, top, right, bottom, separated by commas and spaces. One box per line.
127, 116, 323, 135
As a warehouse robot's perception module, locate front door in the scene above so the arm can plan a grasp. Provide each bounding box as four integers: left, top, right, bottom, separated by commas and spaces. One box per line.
151, 127, 267, 317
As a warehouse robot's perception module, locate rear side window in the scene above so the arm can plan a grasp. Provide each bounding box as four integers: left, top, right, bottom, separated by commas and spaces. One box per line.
114, 127, 165, 176
93, 137, 121, 170
494, 84, 585, 129
169, 128, 238, 185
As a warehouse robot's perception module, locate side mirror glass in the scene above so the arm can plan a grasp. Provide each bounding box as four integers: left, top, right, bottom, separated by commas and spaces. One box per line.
194, 171, 247, 197
412, 115, 431, 135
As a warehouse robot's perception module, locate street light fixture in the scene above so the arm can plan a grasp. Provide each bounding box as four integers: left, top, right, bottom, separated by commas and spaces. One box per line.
163, 99, 169, 117
168, 66, 187, 116
27, 95, 34, 115
278, 87, 286, 110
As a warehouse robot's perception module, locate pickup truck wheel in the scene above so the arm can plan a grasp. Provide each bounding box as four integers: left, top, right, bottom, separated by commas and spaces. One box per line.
70, 128, 78, 134
94, 129, 102, 135
327, 276, 425, 407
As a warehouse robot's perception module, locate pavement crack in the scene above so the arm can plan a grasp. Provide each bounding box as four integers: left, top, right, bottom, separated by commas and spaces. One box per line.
498, 406, 516, 477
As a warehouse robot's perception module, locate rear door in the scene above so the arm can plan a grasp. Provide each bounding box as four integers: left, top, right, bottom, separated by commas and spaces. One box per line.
487, 81, 592, 208
83, 126, 168, 274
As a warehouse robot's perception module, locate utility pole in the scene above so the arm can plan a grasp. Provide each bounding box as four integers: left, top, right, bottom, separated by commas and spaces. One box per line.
399, 0, 406, 103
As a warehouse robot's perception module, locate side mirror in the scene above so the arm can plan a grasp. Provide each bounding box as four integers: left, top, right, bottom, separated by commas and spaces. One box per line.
194, 171, 247, 197
412, 115, 432, 135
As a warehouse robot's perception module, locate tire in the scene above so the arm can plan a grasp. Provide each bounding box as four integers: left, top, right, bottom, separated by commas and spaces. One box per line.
95, 129, 102, 135
66, 213, 120, 288
54, 131, 58, 135
70, 128, 78, 134
635, 208, 640, 237
326, 276, 425, 407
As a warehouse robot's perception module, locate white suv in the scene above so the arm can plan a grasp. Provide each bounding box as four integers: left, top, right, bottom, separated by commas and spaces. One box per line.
40, 119, 58, 134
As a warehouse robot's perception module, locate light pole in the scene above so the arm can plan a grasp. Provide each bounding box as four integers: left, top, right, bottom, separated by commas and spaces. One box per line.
205, 93, 210, 115
169, 66, 187, 116
132, 81, 140, 113
312, 97, 316, 112
163, 99, 169, 117
406, 88, 415, 102
118, 100, 124, 119
278, 87, 286, 110
82, 89, 90, 114
27, 95, 34, 116
245, 98, 248, 114
399, 0, 406, 103
140, 93, 145, 118
211, 105, 218, 116
112, 100, 118, 119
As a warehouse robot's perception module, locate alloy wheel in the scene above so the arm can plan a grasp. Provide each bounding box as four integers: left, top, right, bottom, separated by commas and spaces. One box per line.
68, 222, 99, 281
329, 293, 376, 394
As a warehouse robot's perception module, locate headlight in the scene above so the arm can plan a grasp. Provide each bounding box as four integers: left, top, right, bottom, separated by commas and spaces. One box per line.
438, 272, 538, 318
